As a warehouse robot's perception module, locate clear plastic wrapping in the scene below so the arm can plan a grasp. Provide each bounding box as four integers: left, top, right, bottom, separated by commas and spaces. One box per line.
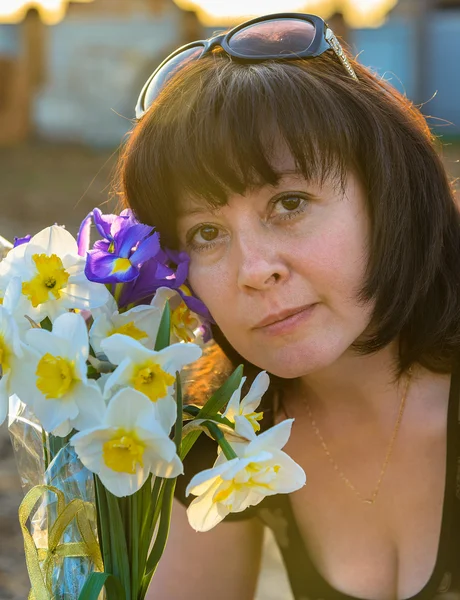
8, 395, 103, 599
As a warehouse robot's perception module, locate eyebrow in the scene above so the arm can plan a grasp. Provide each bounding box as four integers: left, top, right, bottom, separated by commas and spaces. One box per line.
249, 169, 307, 192
177, 205, 220, 218
177, 169, 309, 217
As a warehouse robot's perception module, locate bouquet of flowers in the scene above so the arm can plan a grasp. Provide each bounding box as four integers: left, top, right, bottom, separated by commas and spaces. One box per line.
0, 209, 306, 600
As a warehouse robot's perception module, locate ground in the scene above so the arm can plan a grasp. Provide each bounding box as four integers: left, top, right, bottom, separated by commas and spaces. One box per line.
0, 139, 458, 599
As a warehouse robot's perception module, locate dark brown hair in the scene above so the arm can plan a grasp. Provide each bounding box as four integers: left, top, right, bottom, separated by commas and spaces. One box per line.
116, 43, 460, 382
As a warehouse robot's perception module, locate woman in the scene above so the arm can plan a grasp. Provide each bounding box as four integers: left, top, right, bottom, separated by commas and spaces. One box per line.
117, 13, 460, 600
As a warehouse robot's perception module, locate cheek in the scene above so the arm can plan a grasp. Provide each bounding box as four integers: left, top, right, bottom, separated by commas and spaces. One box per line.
296, 213, 369, 306
188, 262, 232, 318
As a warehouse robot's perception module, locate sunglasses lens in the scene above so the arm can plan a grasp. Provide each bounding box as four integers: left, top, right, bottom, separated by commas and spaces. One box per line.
142, 45, 203, 112
228, 18, 317, 57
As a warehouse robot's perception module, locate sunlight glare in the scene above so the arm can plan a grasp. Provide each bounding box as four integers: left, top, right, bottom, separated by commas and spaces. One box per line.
0, 0, 93, 25
173, 0, 398, 27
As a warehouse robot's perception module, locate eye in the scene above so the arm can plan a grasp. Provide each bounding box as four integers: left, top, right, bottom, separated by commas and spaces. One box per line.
197, 225, 219, 242
279, 196, 302, 211
271, 193, 309, 219
186, 223, 223, 251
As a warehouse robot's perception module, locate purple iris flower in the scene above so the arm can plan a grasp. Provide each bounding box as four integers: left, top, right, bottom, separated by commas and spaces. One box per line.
85, 208, 161, 284
77, 211, 93, 257
119, 247, 213, 322
13, 234, 31, 248
118, 249, 186, 306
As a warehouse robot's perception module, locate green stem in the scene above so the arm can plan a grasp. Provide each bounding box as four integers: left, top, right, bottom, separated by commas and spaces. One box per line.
141, 478, 177, 599
114, 283, 124, 305
105, 491, 131, 599
94, 476, 112, 575
130, 494, 140, 599
174, 372, 183, 452
204, 421, 238, 460
42, 429, 49, 470
149, 481, 167, 539
139, 374, 184, 598
139, 476, 157, 547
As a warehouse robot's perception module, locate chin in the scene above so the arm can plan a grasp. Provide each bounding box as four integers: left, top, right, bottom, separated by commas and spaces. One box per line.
245, 337, 351, 379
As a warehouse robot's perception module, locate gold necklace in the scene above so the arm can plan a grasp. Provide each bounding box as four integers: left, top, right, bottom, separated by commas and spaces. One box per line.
301, 368, 413, 506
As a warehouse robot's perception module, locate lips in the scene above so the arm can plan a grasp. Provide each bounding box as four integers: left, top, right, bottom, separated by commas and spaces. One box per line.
253, 304, 315, 329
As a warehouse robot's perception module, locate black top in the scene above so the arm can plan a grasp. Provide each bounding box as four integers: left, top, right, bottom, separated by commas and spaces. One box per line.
175, 363, 460, 600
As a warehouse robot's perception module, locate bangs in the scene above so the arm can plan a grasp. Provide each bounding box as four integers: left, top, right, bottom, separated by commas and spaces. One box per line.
122, 54, 362, 244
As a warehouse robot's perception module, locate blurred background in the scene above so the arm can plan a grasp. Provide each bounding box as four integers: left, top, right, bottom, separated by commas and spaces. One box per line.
0, 1, 459, 598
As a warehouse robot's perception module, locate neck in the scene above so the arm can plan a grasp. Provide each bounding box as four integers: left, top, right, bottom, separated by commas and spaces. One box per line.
290, 341, 413, 425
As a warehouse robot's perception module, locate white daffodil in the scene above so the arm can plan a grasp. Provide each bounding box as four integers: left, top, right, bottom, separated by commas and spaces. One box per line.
0, 306, 24, 425
7, 312, 106, 436
1, 277, 35, 336
101, 333, 202, 433
71, 387, 183, 497
222, 371, 269, 434
0, 225, 110, 323
89, 295, 161, 355
151, 286, 203, 344
185, 418, 306, 532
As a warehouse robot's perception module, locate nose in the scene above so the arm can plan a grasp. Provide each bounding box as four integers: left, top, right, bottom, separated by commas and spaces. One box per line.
235, 228, 289, 292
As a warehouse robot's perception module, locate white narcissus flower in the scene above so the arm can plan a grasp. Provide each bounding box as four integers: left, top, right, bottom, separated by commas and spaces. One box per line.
0, 225, 110, 323
71, 388, 183, 497
151, 287, 203, 344
222, 371, 269, 434
185, 418, 306, 532
1, 277, 35, 335
7, 312, 106, 436
101, 333, 202, 433
0, 306, 24, 425
89, 294, 162, 355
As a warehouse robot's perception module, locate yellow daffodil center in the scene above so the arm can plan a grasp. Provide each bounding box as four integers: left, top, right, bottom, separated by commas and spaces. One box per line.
113, 258, 132, 274
171, 302, 195, 343
132, 361, 175, 402
109, 321, 148, 342
36, 353, 75, 399
213, 463, 281, 510
246, 411, 264, 433
0, 334, 10, 371
22, 254, 70, 308
103, 430, 145, 474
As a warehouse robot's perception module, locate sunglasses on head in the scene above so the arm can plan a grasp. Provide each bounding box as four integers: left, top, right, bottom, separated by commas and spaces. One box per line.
135, 12, 359, 119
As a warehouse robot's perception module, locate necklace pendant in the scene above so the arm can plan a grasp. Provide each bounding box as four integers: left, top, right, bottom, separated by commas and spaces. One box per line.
363, 498, 374, 505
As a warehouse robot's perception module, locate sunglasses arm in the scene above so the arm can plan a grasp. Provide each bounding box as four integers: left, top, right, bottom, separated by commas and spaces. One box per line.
325, 28, 359, 82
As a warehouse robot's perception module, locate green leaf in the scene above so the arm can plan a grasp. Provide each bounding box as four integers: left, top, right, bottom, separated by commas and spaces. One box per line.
138, 475, 162, 586
141, 478, 177, 598
40, 317, 53, 331
129, 494, 140, 599
180, 364, 244, 461
105, 490, 132, 599
154, 301, 171, 351
174, 372, 183, 452
180, 432, 201, 463
78, 572, 125, 600
198, 364, 243, 419
87, 365, 99, 379
136, 475, 152, 583
94, 476, 111, 575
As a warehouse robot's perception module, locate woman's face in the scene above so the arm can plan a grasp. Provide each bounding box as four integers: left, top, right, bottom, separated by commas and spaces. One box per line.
177, 153, 374, 378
